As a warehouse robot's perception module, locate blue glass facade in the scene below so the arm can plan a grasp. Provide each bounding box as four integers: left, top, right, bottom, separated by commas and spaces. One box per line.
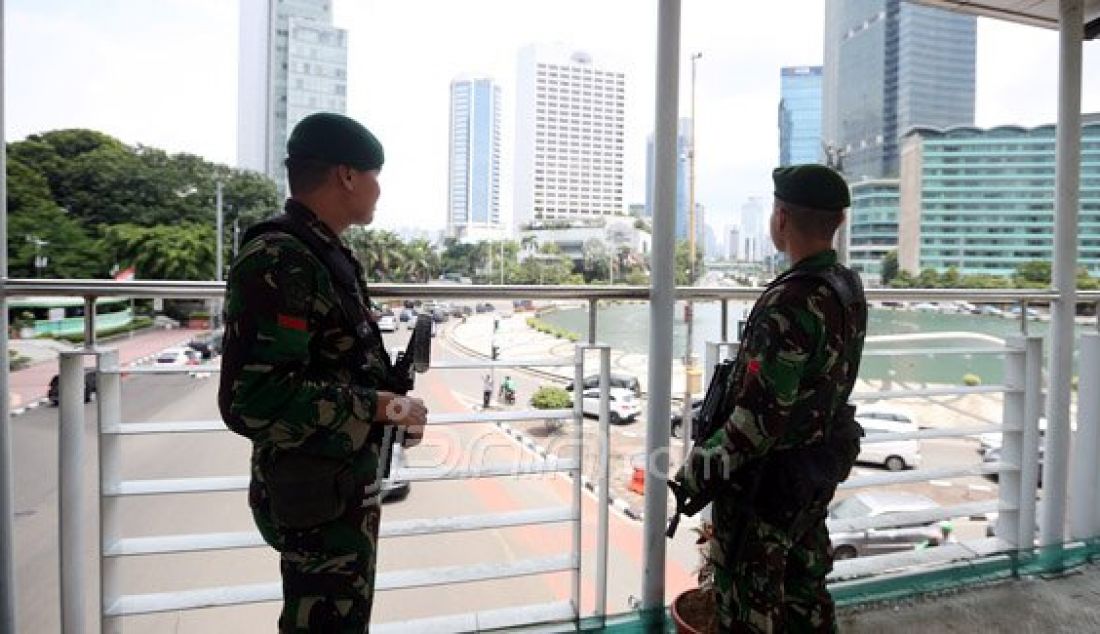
849, 179, 900, 281
823, 0, 975, 180
779, 66, 822, 166
448, 78, 501, 237
899, 120, 1100, 277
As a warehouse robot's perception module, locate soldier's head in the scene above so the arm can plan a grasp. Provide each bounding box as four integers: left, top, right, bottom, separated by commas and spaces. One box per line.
285, 113, 385, 232
769, 164, 849, 254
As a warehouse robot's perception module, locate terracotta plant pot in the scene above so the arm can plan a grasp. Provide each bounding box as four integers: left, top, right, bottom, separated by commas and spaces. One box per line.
671, 587, 716, 633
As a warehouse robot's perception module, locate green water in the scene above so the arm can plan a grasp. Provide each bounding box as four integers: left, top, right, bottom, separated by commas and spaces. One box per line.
540, 302, 1093, 384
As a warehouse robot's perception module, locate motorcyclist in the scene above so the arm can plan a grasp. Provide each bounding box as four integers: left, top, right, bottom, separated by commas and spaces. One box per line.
500, 375, 517, 404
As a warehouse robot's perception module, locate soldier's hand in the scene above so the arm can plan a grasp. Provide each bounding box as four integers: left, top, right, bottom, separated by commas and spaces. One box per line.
378, 393, 428, 446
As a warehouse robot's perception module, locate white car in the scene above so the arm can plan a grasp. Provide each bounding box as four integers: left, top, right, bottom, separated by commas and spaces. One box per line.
857, 406, 918, 429
858, 419, 921, 471
377, 314, 397, 332
155, 347, 199, 366
576, 387, 640, 425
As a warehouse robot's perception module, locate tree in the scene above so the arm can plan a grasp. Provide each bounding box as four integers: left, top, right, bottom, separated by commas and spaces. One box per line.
1015, 260, 1052, 286
942, 266, 961, 288
675, 240, 704, 286
917, 268, 941, 288
582, 238, 611, 282
881, 250, 899, 286
100, 223, 215, 280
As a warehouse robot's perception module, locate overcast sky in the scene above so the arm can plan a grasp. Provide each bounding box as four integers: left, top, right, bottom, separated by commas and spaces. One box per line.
7, 0, 1100, 236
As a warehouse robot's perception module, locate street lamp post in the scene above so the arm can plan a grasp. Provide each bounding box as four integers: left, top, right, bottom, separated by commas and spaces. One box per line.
25, 235, 48, 277
682, 51, 702, 453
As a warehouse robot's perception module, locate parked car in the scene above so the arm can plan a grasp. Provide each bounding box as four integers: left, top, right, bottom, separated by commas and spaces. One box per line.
575, 387, 640, 425
857, 406, 918, 429
983, 444, 1044, 486
398, 308, 415, 323
828, 492, 943, 559
156, 347, 199, 366
1007, 306, 1041, 318
47, 370, 97, 406
475, 302, 495, 313
565, 373, 641, 397
858, 420, 921, 471
377, 312, 398, 332
430, 309, 449, 324
381, 444, 411, 502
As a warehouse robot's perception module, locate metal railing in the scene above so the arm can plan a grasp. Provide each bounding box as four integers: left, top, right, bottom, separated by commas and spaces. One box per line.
56, 334, 620, 632
7, 280, 1100, 632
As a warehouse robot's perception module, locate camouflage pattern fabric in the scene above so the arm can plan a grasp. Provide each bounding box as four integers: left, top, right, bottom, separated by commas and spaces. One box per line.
219, 200, 391, 632
675, 249, 867, 633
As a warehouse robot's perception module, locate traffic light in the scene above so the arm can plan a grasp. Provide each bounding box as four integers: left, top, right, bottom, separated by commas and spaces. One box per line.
491, 345, 500, 360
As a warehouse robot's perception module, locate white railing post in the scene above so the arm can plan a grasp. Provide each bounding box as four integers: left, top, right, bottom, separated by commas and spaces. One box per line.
1072, 333, 1100, 539
1019, 335, 1043, 550
58, 351, 88, 634
998, 337, 1026, 547
571, 344, 584, 618
97, 349, 122, 633
596, 345, 611, 620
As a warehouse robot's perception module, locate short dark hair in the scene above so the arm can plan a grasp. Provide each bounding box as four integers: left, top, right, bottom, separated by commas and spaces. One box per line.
285, 156, 335, 195
778, 199, 845, 241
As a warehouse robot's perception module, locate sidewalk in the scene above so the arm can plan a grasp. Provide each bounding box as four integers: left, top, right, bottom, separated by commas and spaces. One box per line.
6, 327, 201, 410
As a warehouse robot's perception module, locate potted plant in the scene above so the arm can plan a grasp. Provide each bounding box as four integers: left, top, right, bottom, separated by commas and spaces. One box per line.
671, 522, 718, 633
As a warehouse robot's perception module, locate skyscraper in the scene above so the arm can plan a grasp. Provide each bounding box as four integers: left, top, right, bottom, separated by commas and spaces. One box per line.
645, 118, 693, 239
822, 0, 975, 180
448, 77, 502, 242
513, 44, 626, 231
779, 66, 823, 166
237, 0, 348, 188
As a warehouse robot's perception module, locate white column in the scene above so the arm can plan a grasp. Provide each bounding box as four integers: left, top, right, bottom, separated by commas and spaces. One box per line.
0, 0, 16, 629
1041, 0, 1084, 549
1071, 334, 1100, 539
642, 0, 680, 612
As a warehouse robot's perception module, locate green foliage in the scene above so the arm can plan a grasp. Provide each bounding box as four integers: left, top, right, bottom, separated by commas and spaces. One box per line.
8, 350, 31, 371
100, 223, 215, 280
962, 373, 982, 387
676, 240, 704, 286
1014, 260, 1052, 285
56, 316, 153, 344
7, 128, 278, 280
880, 250, 899, 286
530, 385, 572, 410
526, 316, 582, 341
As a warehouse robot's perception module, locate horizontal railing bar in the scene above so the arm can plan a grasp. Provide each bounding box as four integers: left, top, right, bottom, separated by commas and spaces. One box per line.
861, 347, 1010, 357
430, 359, 576, 369
105, 583, 281, 616
826, 499, 1002, 533
376, 554, 576, 591
852, 385, 1017, 400
430, 410, 575, 425
829, 537, 1014, 583
113, 365, 220, 375
840, 462, 1005, 489
860, 425, 1004, 442
104, 421, 225, 434
392, 460, 579, 482
105, 410, 577, 435
104, 507, 578, 556
5, 277, 1081, 304
382, 507, 577, 538
104, 476, 249, 496
372, 600, 576, 634
104, 532, 264, 557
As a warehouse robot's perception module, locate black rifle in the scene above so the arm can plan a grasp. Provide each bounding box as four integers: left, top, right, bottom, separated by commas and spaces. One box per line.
378, 313, 432, 479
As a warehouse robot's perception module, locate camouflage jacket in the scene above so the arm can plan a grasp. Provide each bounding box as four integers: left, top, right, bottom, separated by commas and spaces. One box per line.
218, 201, 391, 494
676, 249, 867, 499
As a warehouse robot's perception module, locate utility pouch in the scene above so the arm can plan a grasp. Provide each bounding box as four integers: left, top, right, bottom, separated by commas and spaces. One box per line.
261, 451, 356, 530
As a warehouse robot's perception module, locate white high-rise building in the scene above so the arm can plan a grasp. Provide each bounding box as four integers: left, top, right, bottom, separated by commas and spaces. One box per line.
740, 197, 767, 262
448, 77, 503, 242
513, 44, 626, 231
238, 0, 348, 189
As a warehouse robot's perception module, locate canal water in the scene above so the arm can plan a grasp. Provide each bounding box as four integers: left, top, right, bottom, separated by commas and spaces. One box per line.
540, 302, 1091, 385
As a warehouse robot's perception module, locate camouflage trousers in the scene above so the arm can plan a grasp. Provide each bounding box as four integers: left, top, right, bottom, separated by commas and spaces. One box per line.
254, 501, 382, 633
711, 498, 836, 634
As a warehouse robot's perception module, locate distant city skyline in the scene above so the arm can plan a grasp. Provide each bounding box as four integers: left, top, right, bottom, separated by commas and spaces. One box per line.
8, 1, 1100, 238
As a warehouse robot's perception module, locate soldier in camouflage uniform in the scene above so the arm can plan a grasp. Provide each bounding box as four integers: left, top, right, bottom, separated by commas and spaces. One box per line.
219, 113, 427, 632
674, 164, 867, 633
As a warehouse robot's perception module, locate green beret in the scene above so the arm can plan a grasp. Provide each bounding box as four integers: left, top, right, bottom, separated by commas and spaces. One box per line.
287, 112, 384, 171
772, 164, 850, 210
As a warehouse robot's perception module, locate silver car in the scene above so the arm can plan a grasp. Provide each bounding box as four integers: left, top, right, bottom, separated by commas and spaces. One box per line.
828, 492, 943, 559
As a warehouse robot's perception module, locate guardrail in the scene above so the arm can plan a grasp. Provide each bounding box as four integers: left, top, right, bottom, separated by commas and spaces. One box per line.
11, 281, 1100, 631
56, 341, 621, 632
